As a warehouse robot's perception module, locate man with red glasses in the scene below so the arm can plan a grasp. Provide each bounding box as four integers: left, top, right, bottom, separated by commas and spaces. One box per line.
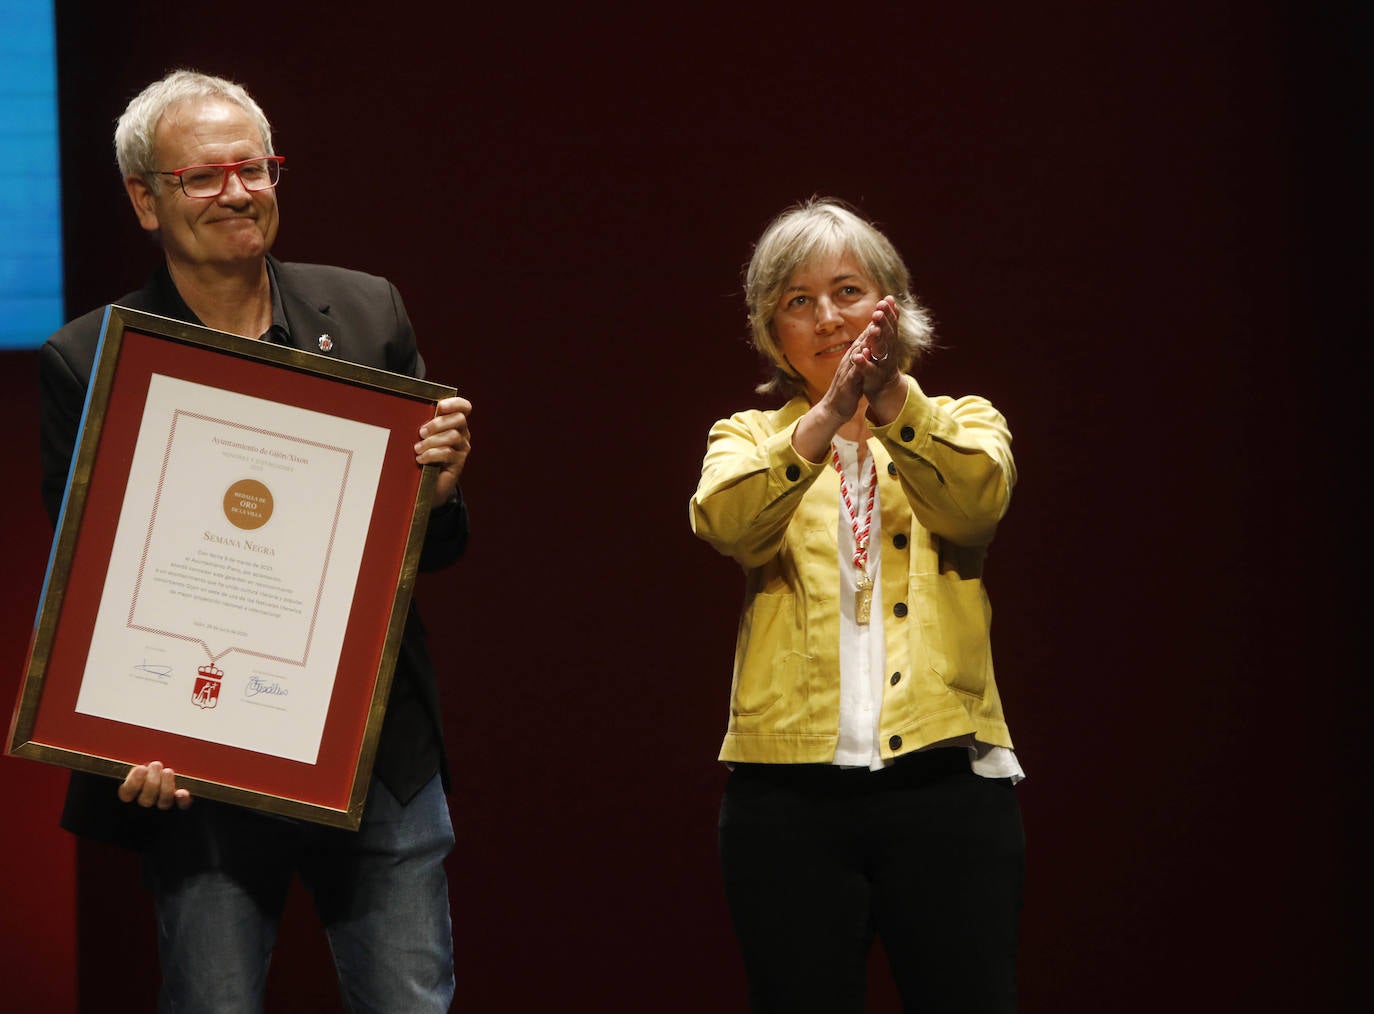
38, 69, 470, 1012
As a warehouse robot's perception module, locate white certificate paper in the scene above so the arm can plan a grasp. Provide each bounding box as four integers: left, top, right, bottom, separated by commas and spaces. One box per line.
75, 374, 390, 764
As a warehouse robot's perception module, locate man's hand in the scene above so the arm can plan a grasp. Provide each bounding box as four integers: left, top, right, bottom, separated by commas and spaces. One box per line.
118, 761, 192, 810
416, 395, 473, 509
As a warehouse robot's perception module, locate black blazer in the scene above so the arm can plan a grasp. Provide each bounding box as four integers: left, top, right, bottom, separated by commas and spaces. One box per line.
38, 258, 467, 847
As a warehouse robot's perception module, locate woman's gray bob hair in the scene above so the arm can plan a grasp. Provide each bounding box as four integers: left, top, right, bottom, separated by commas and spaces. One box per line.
744, 198, 934, 398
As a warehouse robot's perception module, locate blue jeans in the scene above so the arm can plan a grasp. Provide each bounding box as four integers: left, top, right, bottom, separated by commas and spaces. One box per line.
144, 774, 455, 1013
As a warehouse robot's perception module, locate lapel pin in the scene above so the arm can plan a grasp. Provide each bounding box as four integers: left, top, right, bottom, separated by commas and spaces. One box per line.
317, 334, 334, 352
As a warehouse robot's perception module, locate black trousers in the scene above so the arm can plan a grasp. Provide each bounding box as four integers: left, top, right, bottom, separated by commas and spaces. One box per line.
719, 749, 1025, 1014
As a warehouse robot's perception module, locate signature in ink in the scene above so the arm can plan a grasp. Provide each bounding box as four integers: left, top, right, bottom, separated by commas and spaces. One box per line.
131, 661, 173, 680
245, 676, 288, 698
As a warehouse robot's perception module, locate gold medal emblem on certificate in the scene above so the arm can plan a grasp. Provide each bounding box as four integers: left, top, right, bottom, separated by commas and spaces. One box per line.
223, 478, 274, 530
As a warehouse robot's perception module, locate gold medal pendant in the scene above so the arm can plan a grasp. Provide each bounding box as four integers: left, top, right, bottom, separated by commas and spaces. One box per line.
855, 573, 873, 625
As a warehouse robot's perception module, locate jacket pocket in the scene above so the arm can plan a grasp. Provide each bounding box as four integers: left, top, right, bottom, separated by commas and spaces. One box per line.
924, 573, 993, 698
731, 592, 803, 717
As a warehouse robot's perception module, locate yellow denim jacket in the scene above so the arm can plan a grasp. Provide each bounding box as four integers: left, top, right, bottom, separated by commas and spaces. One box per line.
689, 377, 1016, 764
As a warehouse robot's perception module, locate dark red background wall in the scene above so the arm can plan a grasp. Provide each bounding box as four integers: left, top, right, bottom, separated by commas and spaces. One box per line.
2, 2, 1362, 1010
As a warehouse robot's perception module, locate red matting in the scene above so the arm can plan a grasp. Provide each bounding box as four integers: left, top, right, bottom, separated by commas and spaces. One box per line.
26, 328, 435, 813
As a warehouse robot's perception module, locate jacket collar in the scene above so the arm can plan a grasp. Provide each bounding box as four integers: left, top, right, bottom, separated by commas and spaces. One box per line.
271, 257, 345, 358
142, 255, 343, 358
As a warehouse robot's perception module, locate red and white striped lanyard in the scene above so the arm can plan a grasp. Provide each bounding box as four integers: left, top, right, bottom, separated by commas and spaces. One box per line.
832, 445, 877, 624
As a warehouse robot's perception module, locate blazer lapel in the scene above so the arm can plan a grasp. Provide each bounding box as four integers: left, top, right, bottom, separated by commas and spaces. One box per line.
271, 257, 346, 360
280, 290, 340, 357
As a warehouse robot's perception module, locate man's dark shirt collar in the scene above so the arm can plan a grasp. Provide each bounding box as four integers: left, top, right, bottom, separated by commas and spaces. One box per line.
147, 258, 290, 345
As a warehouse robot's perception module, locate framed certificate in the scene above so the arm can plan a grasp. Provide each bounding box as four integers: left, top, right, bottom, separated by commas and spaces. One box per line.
8, 306, 454, 829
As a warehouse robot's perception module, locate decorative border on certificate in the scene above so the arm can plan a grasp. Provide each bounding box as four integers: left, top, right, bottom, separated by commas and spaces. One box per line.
8, 306, 454, 829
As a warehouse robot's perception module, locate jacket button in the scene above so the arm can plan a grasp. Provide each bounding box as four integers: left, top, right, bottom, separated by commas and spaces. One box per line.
889, 671, 902, 686
887, 462, 897, 476
785, 464, 800, 481
889, 735, 903, 751
893, 602, 908, 617
899, 425, 915, 442
893, 533, 908, 549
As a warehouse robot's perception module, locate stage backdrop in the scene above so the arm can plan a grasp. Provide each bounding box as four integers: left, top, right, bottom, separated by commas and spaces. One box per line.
0, 2, 1361, 1011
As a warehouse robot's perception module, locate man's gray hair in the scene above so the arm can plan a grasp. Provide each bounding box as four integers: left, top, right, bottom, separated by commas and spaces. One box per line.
114, 69, 274, 187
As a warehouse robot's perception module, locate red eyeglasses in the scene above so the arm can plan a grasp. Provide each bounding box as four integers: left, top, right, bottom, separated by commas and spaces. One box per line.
154, 156, 286, 198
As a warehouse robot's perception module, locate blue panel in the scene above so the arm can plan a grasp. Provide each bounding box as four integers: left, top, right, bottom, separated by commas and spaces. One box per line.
0, 0, 64, 349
